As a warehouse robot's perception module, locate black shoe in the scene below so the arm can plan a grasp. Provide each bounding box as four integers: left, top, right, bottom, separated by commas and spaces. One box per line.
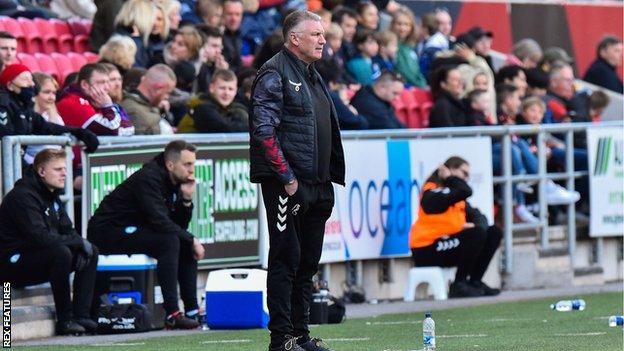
56, 320, 86, 335
449, 280, 484, 298
165, 311, 200, 330
269, 335, 305, 351
469, 280, 501, 296
299, 338, 334, 351
74, 317, 98, 333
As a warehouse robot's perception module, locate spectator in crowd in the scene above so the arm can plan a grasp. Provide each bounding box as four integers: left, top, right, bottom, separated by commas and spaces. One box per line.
121, 64, 176, 135
356, 1, 379, 31
390, 7, 426, 88
332, 6, 358, 61
589, 89, 610, 122
57, 63, 135, 137
0, 149, 99, 335
222, 0, 244, 71
465, 89, 494, 126
583, 36, 623, 94
50, 0, 96, 19
525, 67, 549, 97
418, 11, 450, 80
252, 31, 284, 70
178, 69, 248, 133
495, 65, 528, 97
372, 31, 398, 73
350, 70, 405, 129
169, 60, 196, 126
123, 67, 147, 92
435, 7, 453, 42
315, 8, 332, 31
540, 47, 573, 74
506, 38, 542, 69
147, 3, 171, 66
197, 26, 228, 94
90, 0, 124, 51
317, 58, 369, 130
0, 31, 18, 67
346, 29, 380, 85
24, 73, 66, 164
410, 156, 502, 298
429, 66, 468, 127
99, 35, 138, 75
114, 0, 159, 68
496, 83, 521, 125
163, 25, 204, 69
0, 64, 99, 150
0, 0, 54, 19
472, 71, 490, 91
468, 26, 494, 72
545, 62, 590, 126
100, 63, 125, 104
88, 140, 205, 330
323, 22, 343, 58
158, 0, 183, 33
194, 0, 223, 28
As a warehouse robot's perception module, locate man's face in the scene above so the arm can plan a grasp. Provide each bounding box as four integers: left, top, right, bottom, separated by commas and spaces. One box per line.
436, 11, 452, 37
108, 70, 123, 102
151, 79, 175, 106
340, 16, 357, 42
82, 70, 109, 97
474, 36, 492, 56
209, 78, 237, 106
378, 80, 403, 102
601, 43, 623, 67
511, 70, 528, 97
223, 1, 243, 31
290, 20, 326, 63
473, 74, 489, 91
504, 91, 522, 115
0, 38, 17, 65
38, 158, 67, 190
167, 150, 196, 184
359, 4, 379, 30
441, 69, 464, 98
201, 36, 223, 63
550, 67, 575, 100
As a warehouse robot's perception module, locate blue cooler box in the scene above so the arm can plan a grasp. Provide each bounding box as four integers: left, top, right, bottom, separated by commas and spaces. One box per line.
205, 269, 268, 329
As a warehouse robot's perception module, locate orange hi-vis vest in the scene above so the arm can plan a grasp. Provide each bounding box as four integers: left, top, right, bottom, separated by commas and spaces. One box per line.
409, 181, 467, 249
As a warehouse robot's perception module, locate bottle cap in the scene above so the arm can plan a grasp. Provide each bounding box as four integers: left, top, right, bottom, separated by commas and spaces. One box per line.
425, 312, 432, 318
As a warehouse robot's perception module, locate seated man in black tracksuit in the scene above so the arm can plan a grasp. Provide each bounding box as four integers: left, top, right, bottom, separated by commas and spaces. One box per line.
0, 149, 98, 335
87, 140, 205, 330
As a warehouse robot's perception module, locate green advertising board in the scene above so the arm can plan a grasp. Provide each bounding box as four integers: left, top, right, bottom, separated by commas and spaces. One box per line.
84, 143, 260, 267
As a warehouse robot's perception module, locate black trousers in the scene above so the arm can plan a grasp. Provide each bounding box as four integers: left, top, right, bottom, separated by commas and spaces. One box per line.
88, 226, 198, 315
412, 225, 502, 282
261, 179, 334, 347
0, 242, 98, 323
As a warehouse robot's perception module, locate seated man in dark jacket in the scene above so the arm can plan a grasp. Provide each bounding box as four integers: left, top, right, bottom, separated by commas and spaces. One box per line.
583, 36, 623, 94
88, 140, 205, 330
177, 69, 248, 133
0, 149, 98, 335
350, 70, 406, 129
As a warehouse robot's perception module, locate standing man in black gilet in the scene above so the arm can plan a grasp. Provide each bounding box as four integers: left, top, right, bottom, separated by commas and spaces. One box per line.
249, 10, 345, 351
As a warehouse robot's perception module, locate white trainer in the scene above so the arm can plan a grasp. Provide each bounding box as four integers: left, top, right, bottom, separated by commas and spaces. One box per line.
545, 180, 581, 205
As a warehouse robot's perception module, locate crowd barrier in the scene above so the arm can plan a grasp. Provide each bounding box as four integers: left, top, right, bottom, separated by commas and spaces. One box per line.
1, 121, 622, 273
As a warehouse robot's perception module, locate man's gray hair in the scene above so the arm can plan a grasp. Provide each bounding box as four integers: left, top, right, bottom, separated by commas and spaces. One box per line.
549, 61, 573, 80
144, 63, 177, 84
282, 10, 321, 43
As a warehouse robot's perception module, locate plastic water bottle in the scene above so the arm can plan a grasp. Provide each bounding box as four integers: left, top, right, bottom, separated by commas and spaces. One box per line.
608, 316, 623, 327
199, 296, 209, 330
550, 299, 586, 311
423, 312, 436, 351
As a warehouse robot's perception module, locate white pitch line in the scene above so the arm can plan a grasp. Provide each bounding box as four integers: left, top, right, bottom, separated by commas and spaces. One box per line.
91, 342, 146, 347
437, 334, 488, 338
201, 339, 252, 344
554, 332, 607, 337
323, 337, 370, 342
366, 320, 421, 325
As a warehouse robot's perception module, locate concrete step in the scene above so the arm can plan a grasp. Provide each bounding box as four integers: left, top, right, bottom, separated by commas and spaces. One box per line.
11, 305, 56, 341
573, 266, 605, 286
534, 247, 573, 288
13, 283, 54, 307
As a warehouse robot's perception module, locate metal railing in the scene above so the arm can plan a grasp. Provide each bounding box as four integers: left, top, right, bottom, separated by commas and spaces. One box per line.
2, 121, 621, 274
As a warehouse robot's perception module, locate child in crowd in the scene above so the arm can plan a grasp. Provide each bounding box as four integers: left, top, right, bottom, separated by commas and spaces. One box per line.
372, 30, 398, 72
465, 89, 495, 126
356, 1, 379, 31
389, 7, 427, 87
346, 29, 380, 85
473, 71, 489, 91
589, 90, 610, 122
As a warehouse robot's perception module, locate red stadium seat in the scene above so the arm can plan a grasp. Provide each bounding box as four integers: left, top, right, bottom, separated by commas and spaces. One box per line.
49, 18, 75, 53
16, 53, 40, 72
0, 17, 27, 53
399, 87, 423, 128
67, 18, 90, 52
83, 52, 99, 63
34, 53, 60, 83
16, 17, 44, 54
412, 88, 433, 128
392, 96, 408, 126
50, 53, 75, 85
32, 18, 61, 54
66, 52, 88, 71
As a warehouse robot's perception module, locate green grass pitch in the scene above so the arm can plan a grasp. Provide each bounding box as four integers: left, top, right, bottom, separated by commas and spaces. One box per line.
19, 291, 623, 351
